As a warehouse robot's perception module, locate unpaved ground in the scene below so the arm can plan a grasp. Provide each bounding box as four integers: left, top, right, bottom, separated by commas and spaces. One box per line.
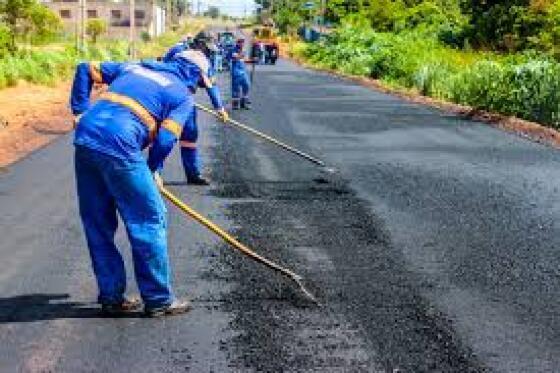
0, 82, 73, 167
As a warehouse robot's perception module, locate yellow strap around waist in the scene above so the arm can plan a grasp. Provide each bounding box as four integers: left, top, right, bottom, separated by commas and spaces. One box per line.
99, 92, 157, 140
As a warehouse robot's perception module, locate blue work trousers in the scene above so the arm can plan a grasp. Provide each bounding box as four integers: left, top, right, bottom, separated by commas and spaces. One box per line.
74, 146, 173, 308
213, 54, 223, 73
179, 106, 201, 180
232, 73, 250, 99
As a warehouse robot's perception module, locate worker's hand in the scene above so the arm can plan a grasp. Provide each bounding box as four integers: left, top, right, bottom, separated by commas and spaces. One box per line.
217, 108, 229, 123
72, 113, 82, 129
153, 171, 164, 189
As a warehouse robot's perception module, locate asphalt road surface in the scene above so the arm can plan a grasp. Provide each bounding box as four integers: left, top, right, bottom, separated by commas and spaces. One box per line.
1, 58, 560, 372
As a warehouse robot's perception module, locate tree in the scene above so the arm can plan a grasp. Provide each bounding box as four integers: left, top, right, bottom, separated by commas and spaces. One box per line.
0, 0, 36, 51
26, 3, 62, 43
0, 22, 11, 57
86, 19, 107, 44
0, 0, 61, 51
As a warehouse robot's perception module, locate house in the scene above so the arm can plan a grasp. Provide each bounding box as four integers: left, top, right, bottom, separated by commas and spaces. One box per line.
42, 0, 166, 38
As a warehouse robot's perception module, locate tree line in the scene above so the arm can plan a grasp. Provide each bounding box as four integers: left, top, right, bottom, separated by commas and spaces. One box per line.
258, 0, 559, 56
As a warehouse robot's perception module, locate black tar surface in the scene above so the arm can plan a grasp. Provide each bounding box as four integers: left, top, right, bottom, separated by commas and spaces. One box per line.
1, 59, 560, 372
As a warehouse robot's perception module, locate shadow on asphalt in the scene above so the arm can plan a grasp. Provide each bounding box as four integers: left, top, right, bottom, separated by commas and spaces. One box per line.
163, 181, 189, 186
0, 294, 143, 323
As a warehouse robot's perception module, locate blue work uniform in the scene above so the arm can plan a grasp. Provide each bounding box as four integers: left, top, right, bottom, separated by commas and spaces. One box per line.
229, 45, 251, 105
179, 65, 223, 181
70, 60, 196, 309
210, 45, 223, 73
151, 54, 224, 181
223, 43, 236, 71
163, 41, 189, 62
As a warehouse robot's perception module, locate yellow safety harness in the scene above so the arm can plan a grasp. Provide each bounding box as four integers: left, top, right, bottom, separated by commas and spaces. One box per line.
89, 62, 183, 141
98, 92, 183, 141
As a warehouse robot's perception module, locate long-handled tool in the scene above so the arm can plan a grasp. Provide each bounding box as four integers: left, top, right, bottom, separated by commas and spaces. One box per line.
250, 59, 256, 84
159, 185, 319, 304
196, 103, 337, 174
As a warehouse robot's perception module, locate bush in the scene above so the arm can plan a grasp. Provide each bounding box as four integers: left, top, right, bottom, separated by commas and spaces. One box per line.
0, 23, 12, 58
450, 59, 560, 126
0, 41, 128, 89
297, 24, 560, 127
86, 19, 107, 44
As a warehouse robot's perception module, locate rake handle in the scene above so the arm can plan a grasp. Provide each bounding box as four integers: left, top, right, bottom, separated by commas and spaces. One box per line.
195, 104, 326, 168
160, 186, 301, 281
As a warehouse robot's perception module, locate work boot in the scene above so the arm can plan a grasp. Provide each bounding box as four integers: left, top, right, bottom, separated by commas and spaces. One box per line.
241, 98, 251, 110
231, 100, 240, 110
145, 299, 192, 318
187, 175, 210, 186
101, 297, 142, 317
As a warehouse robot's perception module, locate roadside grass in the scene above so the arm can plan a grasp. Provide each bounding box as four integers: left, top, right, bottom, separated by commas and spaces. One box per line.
292, 25, 560, 128
0, 18, 206, 90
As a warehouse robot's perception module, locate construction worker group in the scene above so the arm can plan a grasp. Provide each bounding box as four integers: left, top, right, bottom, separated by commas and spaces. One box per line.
70, 31, 256, 317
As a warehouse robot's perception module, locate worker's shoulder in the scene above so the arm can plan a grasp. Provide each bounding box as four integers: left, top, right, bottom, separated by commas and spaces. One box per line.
121, 64, 184, 88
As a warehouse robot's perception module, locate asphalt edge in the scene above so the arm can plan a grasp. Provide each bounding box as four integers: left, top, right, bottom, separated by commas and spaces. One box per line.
280, 48, 560, 150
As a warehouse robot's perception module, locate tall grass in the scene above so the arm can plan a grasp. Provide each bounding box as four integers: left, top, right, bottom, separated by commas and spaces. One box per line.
298, 25, 560, 128
0, 17, 206, 89
0, 42, 129, 89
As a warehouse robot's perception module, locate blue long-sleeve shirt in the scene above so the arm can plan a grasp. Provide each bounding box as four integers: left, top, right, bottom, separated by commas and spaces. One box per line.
227, 45, 248, 77
163, 42, 189, 63
163, 44, 224, 110
70, 61, 194, 171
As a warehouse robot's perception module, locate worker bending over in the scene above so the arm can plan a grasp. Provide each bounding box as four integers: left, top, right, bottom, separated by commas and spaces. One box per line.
70, 52, 212, 317
228, 38, 252, 110
162, 34, 193, 62
159, 33, 228, 185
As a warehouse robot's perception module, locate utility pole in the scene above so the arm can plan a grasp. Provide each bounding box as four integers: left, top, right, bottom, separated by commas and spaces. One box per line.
320, 0, 326, 33
129, 0, 136, 58
79, 0, 86, 52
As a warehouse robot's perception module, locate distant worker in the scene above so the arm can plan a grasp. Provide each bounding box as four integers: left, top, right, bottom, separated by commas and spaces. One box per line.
156, 35, 228, 185
228, 38, 252, 110
70, 53, 211, 317
211, 42, 223, 73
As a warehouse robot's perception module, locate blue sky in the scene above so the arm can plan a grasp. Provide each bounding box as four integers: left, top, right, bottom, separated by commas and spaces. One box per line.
192, 0, 258, 17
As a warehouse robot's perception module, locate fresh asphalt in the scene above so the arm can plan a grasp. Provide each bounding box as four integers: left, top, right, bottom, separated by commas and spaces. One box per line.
1, 58, 559, 372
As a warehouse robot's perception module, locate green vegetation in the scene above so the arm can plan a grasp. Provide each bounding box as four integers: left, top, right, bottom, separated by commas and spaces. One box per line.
298, 26, 560, 126
0, 15, 205, 89
0, 0, 62, 53
264, 0, 560, 127
86, 19, 107, 44
0, 42, 129, 89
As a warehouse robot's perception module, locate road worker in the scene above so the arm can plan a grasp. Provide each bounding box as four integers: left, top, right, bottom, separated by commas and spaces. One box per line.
70, 51, 216, 317
210, 41, 223, 73
162, 34, 193, 62
229, 38, 251, 110
157, 36, 228, 185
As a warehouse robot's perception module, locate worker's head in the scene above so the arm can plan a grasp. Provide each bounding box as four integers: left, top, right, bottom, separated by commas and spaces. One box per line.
237, 38, 245, 46
193, 31, 214, 57
175, 50, 212, 91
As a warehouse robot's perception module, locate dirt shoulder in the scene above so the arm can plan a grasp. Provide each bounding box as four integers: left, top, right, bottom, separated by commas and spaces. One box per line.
0, 82, 73, 168
280, 44, 560, 149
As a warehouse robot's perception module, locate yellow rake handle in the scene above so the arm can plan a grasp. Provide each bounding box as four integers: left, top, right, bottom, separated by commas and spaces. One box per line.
195, 103, 326, 168
159, 185, 302, 281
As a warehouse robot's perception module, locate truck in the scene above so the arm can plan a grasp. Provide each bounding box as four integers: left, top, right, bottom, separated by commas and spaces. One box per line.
251, 21, 279, 65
